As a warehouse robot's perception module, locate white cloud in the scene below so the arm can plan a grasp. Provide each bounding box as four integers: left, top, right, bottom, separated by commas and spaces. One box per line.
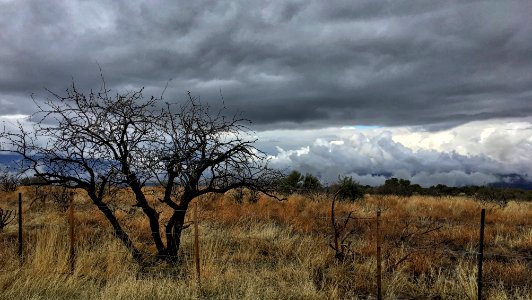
265, 117, 532, 186
0, 114, 29, 120
391, 117, 532, 164
0, 114, 32, 133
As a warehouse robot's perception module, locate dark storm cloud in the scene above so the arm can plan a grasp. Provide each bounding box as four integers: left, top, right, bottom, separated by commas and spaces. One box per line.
0, 0, 531, 129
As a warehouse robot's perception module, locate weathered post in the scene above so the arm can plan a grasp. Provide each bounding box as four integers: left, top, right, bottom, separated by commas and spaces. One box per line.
477, 208, 486, 300
69, 199, 76, 274
18, 192, 23, 265
194, 202, 201, 286
376, 210, 382, 300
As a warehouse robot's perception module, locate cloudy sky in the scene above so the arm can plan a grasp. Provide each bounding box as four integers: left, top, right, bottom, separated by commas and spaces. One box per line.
1, 0, 531, 186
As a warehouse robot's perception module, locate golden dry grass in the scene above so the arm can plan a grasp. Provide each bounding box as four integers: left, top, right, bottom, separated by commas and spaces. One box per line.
0, 187, 530, 299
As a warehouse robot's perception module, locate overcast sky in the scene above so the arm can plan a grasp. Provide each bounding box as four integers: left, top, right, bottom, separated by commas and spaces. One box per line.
1, 0, 531, 186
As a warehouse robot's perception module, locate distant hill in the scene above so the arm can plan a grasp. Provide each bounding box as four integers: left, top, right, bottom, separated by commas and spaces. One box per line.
490, 174, 532, 190
0, 154, 22, 169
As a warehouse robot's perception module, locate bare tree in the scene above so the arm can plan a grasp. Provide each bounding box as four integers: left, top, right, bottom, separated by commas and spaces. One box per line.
0, 169, 18, 192
0, 81, 281, 264
329, 192, 358, 261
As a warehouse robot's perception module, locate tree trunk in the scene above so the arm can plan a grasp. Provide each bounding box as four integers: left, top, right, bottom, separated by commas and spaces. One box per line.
164, 203, 189, 263
126, 174, 166, 256
130, 185, 166, 256
88, 192, 143, 263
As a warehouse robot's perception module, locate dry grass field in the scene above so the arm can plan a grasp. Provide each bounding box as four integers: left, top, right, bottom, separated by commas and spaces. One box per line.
0, 187, 530, 299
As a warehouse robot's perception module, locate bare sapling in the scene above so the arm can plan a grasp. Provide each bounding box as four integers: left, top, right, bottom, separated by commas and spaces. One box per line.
0, 171, 18, 192
329, 192, 358, 261
0, 207, 16, 230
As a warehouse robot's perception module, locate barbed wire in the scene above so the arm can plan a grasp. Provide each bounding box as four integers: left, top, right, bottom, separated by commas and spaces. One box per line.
2, 222, 530, 247
1, 244, 528, 265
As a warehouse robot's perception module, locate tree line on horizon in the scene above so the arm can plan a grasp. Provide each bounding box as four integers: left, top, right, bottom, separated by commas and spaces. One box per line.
276, 170, 532, 202
2, 169, 531, 203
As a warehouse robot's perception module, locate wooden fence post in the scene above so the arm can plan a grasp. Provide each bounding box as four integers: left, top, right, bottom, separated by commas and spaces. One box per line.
477, 208, 485, 300
18, 192, 23, 266
69, 200, 76, 274
194, 202, 201, 286
376, 210, 382, 300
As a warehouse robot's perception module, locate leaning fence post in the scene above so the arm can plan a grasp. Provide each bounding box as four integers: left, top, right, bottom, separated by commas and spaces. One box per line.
376, 209, 382, 300
18, 192, 23, 265
194, 202, 201, 287
477, 208, 485, 300
69, 199, 76, 274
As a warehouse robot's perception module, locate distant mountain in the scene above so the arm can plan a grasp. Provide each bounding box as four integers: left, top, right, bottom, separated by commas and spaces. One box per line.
0, 154, 22, 169
490, 174, 532, 190
2, 153, 532, 190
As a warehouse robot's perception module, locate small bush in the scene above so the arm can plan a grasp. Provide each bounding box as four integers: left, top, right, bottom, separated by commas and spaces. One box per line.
0, 207, 16, 231
278, 170, 323, 196
377, 177, 414, 196
27, 185, 74, 211
49, 186, 75, 211
0, 170, 18, 192
248, 189, 260, 203
302, 173, 322, 195
332, 176, 364, 201
230, 187, 244, 203
278, 170, 304, 194
19, 175, 47, 186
